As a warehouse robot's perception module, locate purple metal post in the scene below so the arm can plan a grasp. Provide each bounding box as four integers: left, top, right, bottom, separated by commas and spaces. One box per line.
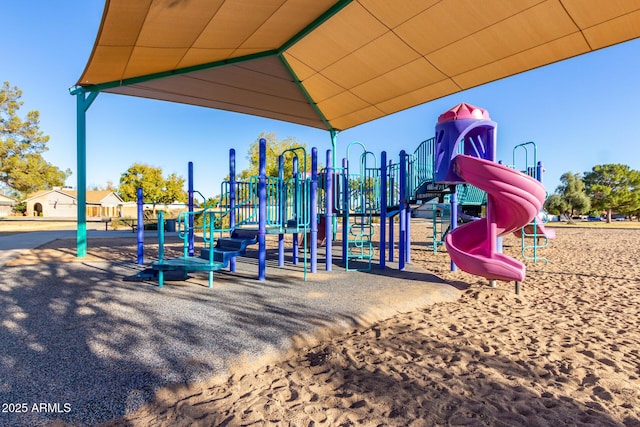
399, 151, 406, 271
136, 187, 144, 264
310, 147, 318, 273
229, 150, 236, 272
188, 161, 194, 257
388, 159, 394, 262
278, 154, 285, 267
292, 156, 299, 265
536, 161, 543, 183
406, 205, 411, 264
342, 158, 348, 265
258, 138, 267, 281
379, 151, 387, 269
325, 149, 333, 271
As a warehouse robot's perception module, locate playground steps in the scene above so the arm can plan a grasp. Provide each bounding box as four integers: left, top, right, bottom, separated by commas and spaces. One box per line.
414, 181, 451, 202
201, 229, 258, 265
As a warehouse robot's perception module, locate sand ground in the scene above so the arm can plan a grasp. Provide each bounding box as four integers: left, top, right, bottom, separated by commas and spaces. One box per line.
100, 226, 639, 426
5, 223, 640, 426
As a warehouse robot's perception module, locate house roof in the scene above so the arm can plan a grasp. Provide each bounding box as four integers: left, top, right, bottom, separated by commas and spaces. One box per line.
61, 190, 123, 204
23, 189, 123, 204
76, 0, 640, 131
0, 194, 16, 205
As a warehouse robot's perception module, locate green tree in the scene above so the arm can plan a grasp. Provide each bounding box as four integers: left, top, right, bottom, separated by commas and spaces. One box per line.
583, 164, 640, 222
544, 172, 590, 223
543, 193, 567, 219
118, 163, 187, 210
239, 132, 315, 179
0, 82, 71, 195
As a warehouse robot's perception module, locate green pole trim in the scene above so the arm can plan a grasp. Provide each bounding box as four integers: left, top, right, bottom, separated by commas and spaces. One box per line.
75, 89, 99, 258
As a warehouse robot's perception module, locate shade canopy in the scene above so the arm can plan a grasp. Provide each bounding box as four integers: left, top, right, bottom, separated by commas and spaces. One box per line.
77, 0, 640, 131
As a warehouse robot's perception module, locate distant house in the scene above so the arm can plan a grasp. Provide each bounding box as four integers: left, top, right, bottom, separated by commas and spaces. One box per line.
0, 194, 16, 217
22, 188, 124, 218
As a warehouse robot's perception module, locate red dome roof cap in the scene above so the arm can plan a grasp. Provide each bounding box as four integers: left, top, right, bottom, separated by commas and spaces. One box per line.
438, 103, 490, 123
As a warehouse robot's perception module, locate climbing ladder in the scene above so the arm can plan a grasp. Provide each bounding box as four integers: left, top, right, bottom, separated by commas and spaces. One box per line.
512, 141, 551, 264
425, 203, 450, 253
340, 142, 376, 271
346, 200, 375, 271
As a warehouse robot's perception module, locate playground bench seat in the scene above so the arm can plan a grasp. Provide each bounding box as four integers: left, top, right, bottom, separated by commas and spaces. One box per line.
152, 257, 225, 288
118, 218, 137, 232
151, 227, 259, 288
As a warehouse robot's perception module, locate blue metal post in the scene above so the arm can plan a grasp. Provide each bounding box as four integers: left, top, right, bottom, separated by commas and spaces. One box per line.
379, 151, 387, 269
399, 151, 406, 271
311, 147, 318, 273
292, 156, 299, 265
342, 158, 348, 265
258, 138, 267, 281
388, 159, 394, 263
74, 89, 98, 258
229, 150, 237, 272
325, 149, 333, 271
188, 161, 194, 257
278, 154, 285, 267
406, 205, 411, 264
536, 161, 544, 183
157, 211, 165, 261
157, 211, 165, 287
137, 187, 144, 265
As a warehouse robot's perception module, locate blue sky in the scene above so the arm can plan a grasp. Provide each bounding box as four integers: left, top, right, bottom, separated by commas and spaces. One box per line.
3, 2, 640, 199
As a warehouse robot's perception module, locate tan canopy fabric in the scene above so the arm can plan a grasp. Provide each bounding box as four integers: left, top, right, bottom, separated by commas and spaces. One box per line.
77, 0, 640, 131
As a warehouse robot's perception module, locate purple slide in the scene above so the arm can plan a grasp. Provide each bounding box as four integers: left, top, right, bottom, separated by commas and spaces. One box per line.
445, 155, 547, 282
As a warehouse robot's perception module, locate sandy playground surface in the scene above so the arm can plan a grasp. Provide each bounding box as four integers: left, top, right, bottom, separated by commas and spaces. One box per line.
8, 225, 640, 426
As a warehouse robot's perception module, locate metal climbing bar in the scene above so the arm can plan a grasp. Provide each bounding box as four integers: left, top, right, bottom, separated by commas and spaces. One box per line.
342, 141, 376, 272
512, 141, 551, 264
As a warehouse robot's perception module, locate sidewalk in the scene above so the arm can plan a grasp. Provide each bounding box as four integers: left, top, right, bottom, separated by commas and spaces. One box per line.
0, 229, 160, 267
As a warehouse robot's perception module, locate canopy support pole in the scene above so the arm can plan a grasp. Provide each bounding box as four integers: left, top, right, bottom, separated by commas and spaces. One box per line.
74, 88, 99, 258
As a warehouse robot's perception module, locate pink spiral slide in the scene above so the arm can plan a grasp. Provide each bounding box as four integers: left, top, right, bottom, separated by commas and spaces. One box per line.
444, 155, 547, 282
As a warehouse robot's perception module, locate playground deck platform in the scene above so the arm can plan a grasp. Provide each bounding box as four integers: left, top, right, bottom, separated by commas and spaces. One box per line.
0, 229, 459, 427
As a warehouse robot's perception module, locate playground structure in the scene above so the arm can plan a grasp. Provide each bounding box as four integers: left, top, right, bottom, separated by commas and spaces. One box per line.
422, 141, 553, 263
434, 104, 548, 293
150, 103, 551, 292
152, 139, 319, 286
